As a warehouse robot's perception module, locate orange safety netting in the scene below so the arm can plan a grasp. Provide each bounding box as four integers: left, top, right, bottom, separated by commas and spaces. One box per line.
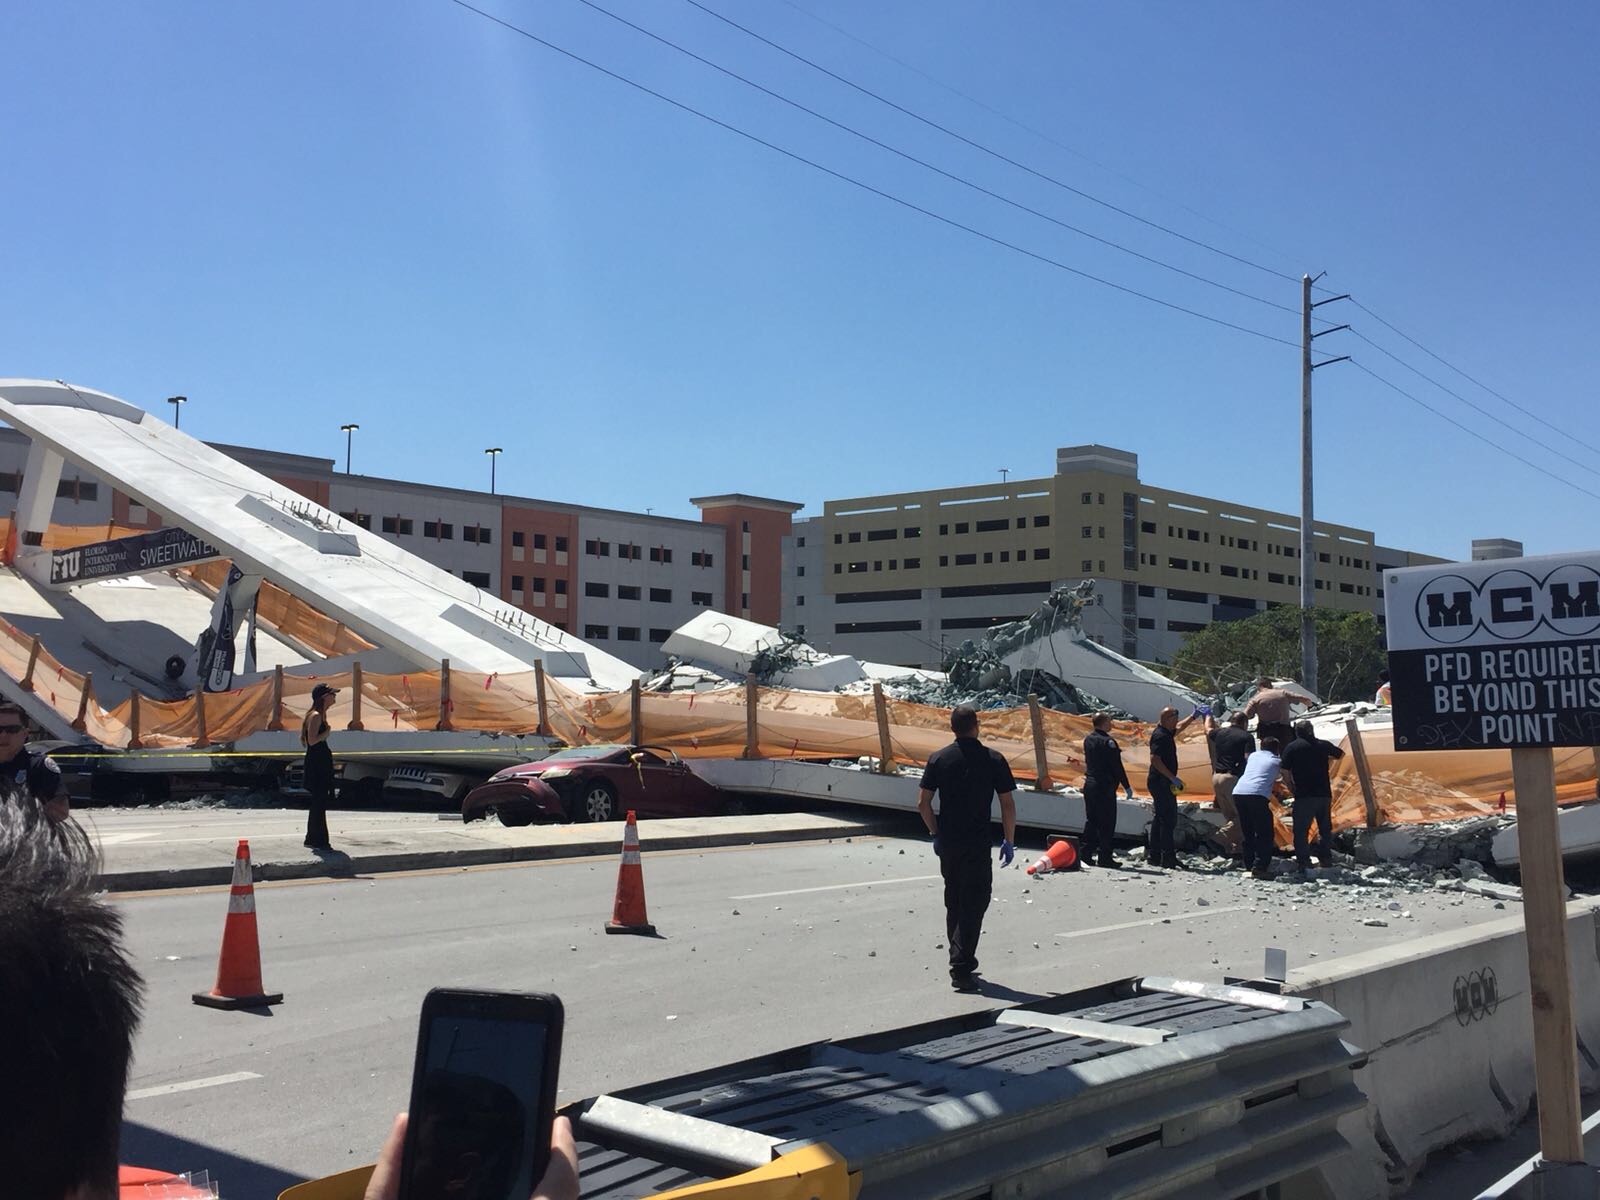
0, 521, 1594, 831
183, 560, 375, 658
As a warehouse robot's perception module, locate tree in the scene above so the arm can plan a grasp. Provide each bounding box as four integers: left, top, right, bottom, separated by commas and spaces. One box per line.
1169, 606, 1386, 704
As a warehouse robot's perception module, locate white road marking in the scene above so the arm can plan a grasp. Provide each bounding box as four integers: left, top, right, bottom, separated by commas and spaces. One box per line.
732, 875, 940, 900
126, 1071, 262, 1101
1057, 906, 1246, 940
95, 831, 159, 845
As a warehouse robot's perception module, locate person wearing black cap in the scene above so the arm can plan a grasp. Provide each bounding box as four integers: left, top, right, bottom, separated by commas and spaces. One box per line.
301, 683, 338, 849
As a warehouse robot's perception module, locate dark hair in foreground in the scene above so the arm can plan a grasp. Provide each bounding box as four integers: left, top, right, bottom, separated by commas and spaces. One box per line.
1293, 720, 1314, 741
0, 801, 145, 1200
950, 705, 979, 736
1260, 736, 1282, 754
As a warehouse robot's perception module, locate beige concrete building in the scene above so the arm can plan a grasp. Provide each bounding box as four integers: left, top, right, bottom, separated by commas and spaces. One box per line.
781, 445, 1446, 668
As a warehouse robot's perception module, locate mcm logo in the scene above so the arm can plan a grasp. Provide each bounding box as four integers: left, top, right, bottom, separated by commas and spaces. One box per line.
1453, 967, 1500, 1026
1415, 564, 1600, 645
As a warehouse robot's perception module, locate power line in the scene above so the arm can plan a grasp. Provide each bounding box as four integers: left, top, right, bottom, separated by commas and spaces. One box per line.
1350, 298, 1600, 458
679, 0, 1300, 284
1349, 360, 1600, 505
1349, 329, 1600, 480
447, 0, 1301, 348
772, 0, 1306, 276
569, 0, 1299, 316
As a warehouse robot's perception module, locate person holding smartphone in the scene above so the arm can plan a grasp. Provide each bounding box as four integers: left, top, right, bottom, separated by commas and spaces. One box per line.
362, 1112, 579, 1200
369, 987, 575, 1200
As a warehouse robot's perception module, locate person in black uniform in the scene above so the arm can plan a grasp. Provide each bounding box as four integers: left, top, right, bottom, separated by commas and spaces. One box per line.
1206, 710, 1256, 863
0, 701, 69, 822
918, 705, 1017, 993
1081, 712, 1132, 869
1280, 720, 1345, 871
1145, 705, 1204, 869
301, 683, 338, 850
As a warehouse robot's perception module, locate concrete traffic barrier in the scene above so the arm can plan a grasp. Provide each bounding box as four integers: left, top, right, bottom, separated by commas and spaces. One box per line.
1287, 898, 1600, 1199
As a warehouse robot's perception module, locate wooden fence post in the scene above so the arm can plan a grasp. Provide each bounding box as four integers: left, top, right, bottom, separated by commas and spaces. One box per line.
267, 665, 285, 732
436, 659, 453, 731
20, 636, 41, 692
873, 683, 895, 774
1028, 694, 1054, 791
743, 674, 760, 760
630, 679, 643, 746
128, 690, 143, 749
71, 672, 93, 733
1344, 716, 1380, 829
348, 660, 365, 730
193, 688, 209, 748
534, 659, 550, 737
1511, 746, 1585, 1165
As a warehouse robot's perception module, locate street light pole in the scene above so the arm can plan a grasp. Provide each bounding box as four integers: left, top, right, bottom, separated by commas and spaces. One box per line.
340, 423, 359, 474
485, 447, 503, 495
167, 395, 187, 429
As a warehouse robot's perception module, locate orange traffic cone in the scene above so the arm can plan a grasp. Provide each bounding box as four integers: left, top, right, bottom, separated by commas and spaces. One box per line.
1028, 837, 1079, 875
193, 840, 283, 1009
605, 811, 656, 936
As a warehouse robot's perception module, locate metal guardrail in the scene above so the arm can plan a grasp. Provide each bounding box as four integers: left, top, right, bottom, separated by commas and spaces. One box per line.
568, 976, 1368, 1199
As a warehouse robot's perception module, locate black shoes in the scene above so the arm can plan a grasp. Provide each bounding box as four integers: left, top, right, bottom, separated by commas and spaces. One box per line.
951, 974, 981, 993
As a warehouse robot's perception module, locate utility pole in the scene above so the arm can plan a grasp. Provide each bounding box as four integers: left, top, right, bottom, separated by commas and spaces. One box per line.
1301, 274, 1351, 695
167, 395, 187, 429
340, 423, 359, 474
485, 447, 503, 495
999, 468, 1009, 483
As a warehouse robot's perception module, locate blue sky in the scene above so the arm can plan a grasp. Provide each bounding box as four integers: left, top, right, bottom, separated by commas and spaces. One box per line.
4, 2, 1595, 558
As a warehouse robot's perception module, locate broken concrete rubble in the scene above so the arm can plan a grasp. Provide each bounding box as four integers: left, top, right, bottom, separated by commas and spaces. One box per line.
646, 600, 1196, 720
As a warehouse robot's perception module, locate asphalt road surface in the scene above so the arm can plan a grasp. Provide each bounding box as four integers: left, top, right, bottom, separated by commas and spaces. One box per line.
115, 832, 1518, 1196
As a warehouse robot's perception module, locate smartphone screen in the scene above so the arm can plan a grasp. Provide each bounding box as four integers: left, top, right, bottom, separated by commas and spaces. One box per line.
400, 989, 563, 1200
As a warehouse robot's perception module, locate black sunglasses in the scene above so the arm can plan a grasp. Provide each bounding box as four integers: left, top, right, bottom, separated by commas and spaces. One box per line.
0, 724, 25, 734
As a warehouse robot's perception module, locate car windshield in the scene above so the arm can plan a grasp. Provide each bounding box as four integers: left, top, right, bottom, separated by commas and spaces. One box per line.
543, 745, 624, 763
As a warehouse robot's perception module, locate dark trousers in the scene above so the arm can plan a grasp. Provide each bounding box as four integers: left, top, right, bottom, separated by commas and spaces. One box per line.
304, 756, 333, 848
1146, 774, 1177, 865
1293, 795, 1334, 867
1235, 793, 1274, 870
940, 844, 992, 980
1081, 780, 1118, 865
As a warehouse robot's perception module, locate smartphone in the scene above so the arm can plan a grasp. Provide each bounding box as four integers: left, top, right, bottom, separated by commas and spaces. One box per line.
398, 988, 564, 1200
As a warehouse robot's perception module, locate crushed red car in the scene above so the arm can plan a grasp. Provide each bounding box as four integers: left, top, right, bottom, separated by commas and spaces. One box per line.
461, 744, 730, 826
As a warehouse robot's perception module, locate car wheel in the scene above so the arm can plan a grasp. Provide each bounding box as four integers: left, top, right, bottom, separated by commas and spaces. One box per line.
496, 807, 532, 828
576, 779, 617, 823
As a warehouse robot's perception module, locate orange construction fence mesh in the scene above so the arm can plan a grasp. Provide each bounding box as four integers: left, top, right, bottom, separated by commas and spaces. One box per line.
0, 521, 1594, 831
184, 560, 375, 659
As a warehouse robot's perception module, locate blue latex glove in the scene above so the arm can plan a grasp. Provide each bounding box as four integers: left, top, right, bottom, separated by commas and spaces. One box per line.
1194, 704, 1212, 717
998, 839, 1015, 867
931, 831, 944, 857
1173, 777, 1186, 792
